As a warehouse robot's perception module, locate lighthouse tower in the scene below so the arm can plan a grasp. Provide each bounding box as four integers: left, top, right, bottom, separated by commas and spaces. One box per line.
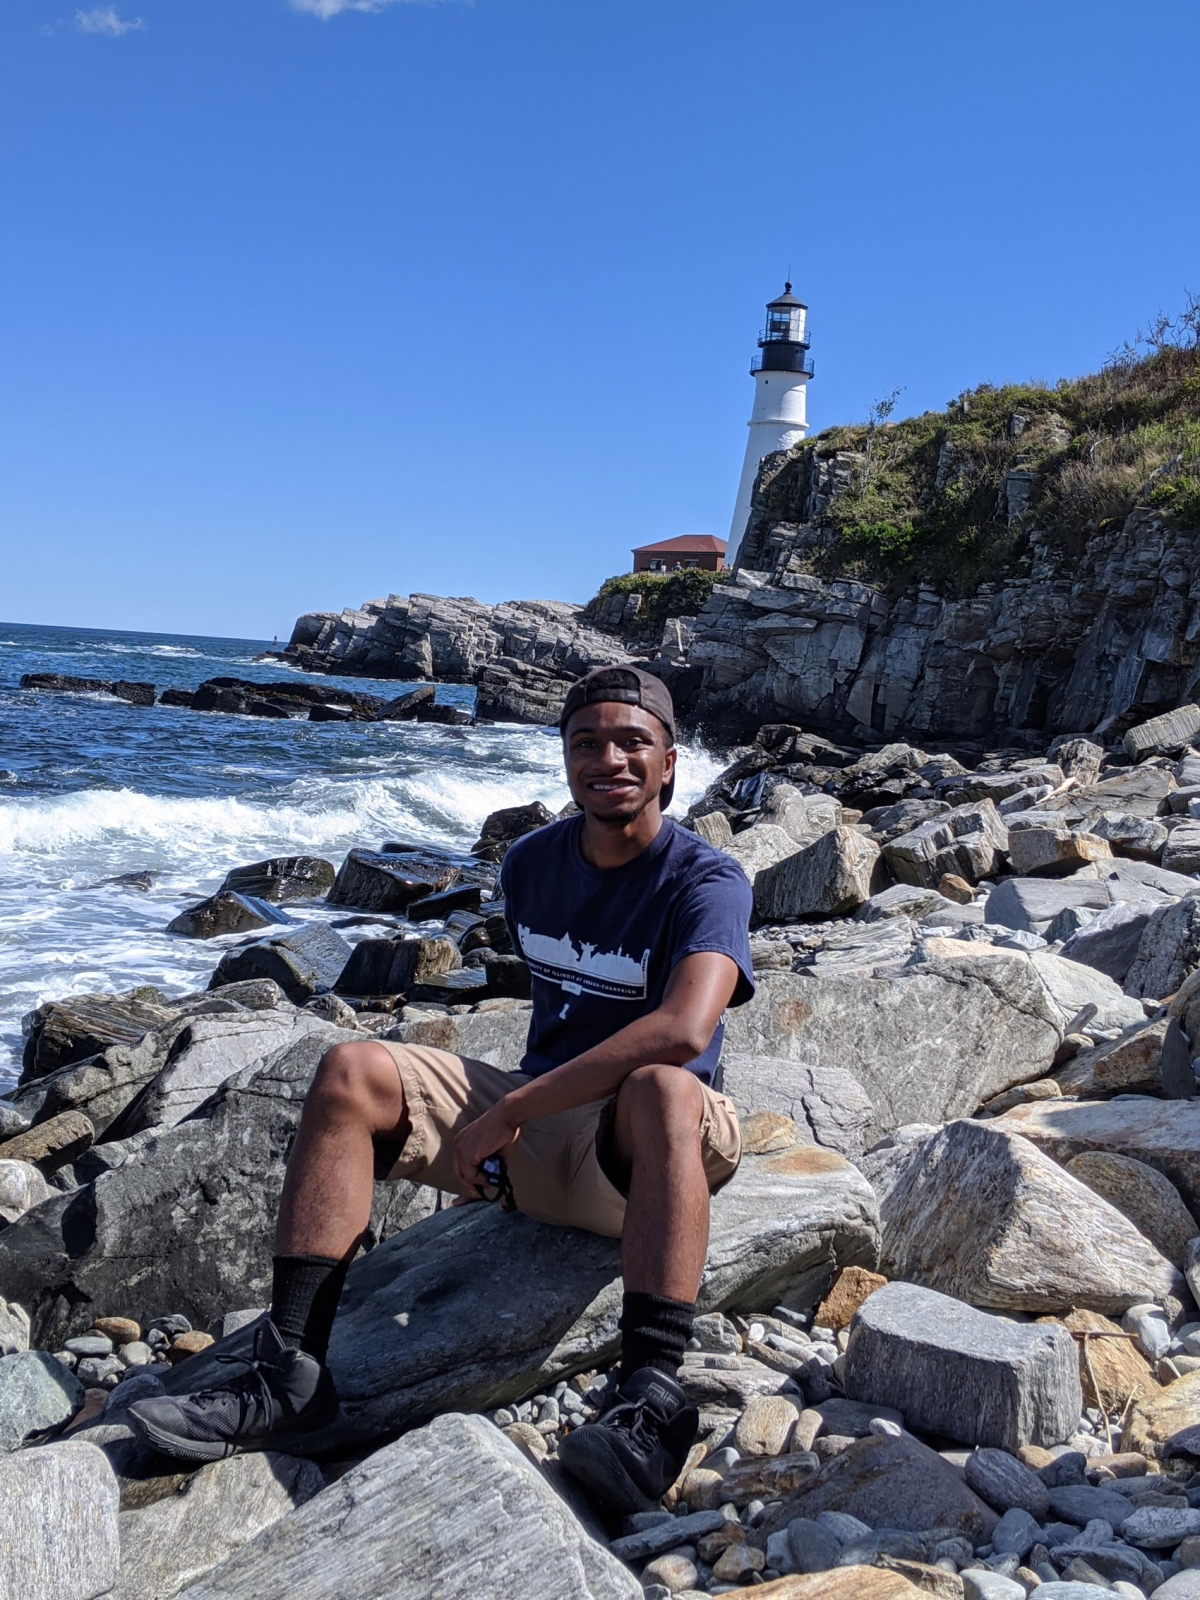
727, 283, 814, 566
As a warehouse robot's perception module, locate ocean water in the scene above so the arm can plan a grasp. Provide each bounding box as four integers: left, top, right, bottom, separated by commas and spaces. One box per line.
0, 622, 723, 1090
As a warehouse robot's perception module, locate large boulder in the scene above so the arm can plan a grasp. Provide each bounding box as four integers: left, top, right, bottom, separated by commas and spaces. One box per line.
0, 1158, 52, 1223
307, 1144, 879, 1443
470, 802, 554, 864
722, 824, 804, 893
984, 876, 1110, 934
1125, 891, 1200, 999
166, 892, 291, 940
208, 923, 352, 1002
842, 1281, 1082, 1450
754, 828, 882, 921
995, 1097, 1200, 1216
174, 1413, 640, 1599
1066, 1150, 1198, 1266
335, 935, 461, 998
1124, 705, 1200, 760
0, 1440, 119, 1600
114, 1452, 325, 1599
132, 1011, 339, 1131
1007, 828, 1112, 877
861, 1119, 1183, 1314
0, 1349, 84, 1451
723, 966, 1061, 1142
326, 848, 461, 912
221, 857, 336, 902
20, 991, 177, 1082
1055, 1019, 1168, 1098
883, 801, 1009, 890
0, 1030, 433, 1346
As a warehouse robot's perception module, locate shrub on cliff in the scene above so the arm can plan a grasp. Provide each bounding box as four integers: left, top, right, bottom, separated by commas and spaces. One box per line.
585, 568, 729, 640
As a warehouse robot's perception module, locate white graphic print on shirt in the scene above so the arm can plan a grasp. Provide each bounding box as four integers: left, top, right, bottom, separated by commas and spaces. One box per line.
518, 926, 650, 1000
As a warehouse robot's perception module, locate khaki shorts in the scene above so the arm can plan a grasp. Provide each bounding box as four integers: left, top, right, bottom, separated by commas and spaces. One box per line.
377, 1042, 742, 1239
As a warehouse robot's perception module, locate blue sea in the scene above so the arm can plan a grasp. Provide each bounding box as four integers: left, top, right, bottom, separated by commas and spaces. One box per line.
0, 622, 722, 1089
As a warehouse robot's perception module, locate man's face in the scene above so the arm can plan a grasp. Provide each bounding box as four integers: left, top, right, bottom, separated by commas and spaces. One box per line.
562, 701, 676, 824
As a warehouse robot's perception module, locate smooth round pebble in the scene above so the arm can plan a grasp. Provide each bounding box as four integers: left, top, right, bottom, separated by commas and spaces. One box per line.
712, 1542, 764, 1581
642, 1551, 698, 1593
64, 1334, 113, 1358
166, 1331, 215, 1363
118, 1341, 154, 1368
76, 1354, 124, 1384
91, 1316, 141, 1346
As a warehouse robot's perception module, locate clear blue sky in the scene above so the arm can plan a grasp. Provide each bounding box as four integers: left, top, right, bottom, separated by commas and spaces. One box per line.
2, 0, 1197, 641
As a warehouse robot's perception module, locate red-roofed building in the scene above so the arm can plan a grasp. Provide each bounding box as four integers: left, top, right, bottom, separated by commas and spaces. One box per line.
631, 535, 727, 574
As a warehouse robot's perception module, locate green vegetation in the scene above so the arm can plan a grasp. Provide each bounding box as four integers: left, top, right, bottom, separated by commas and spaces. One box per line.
586, 567, 730, 638
779, 298, 1200, 595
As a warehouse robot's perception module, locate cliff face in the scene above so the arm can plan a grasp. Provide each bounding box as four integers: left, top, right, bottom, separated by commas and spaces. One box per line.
670, 331, 1200, 743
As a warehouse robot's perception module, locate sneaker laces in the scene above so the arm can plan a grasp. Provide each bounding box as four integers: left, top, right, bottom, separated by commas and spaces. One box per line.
598, 1392, 664, 1451
184, 1350, 285, 1431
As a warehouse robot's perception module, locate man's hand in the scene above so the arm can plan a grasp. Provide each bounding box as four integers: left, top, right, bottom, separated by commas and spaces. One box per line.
452, 1097, 522, 1195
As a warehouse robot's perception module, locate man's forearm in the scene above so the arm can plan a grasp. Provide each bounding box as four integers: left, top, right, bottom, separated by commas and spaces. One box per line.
502, 1010, 703, 1126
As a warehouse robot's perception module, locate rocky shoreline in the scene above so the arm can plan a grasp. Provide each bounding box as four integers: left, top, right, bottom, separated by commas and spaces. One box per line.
10, 705, 1200, 1595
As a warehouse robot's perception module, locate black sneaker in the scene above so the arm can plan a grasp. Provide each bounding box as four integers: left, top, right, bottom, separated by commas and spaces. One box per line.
557, 1366, 698, 1513
128, 1319, 345, 1464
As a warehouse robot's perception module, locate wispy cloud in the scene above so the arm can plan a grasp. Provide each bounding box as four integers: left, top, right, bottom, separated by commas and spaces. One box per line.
291, 0, 451, 18
75, 6, 145, 34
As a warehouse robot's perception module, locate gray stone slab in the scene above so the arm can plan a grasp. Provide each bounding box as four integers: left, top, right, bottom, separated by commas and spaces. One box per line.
611, 1510, 728, 1563
209, 923, 352, 1003
986, 877, 1110, 933
176, 1412, 640, 1599
842, 1282, 1082, 1450
0, 1348, 85, 1451
1126, 891, 1200, 999
113, 1452, 326, 1599
1048, 1482, 1143, 1527
0, 1439, 119, 1600
720, 1055, 874, 1158
1059, 901, 1154, 985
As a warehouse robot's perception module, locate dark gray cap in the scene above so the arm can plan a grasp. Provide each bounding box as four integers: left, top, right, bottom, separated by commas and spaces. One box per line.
559, 666, 677, 810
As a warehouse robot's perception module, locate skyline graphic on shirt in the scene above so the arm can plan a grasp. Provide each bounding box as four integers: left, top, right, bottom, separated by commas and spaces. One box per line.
517, 925, 650, 1000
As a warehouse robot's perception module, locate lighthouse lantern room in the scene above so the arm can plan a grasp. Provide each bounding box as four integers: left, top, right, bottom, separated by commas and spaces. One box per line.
727, 283, 815, 564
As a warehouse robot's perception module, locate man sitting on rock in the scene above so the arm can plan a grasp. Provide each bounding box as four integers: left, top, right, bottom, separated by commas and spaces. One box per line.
131, 665, 755, 1513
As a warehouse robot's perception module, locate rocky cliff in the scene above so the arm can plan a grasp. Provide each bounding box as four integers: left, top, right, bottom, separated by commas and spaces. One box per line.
669, 321, 1200, 744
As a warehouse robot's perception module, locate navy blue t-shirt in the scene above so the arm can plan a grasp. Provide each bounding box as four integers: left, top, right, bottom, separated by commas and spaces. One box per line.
499, 815, 755, 1086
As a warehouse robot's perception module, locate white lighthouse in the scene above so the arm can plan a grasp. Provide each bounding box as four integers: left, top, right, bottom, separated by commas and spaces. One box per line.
727, 283, 814, 565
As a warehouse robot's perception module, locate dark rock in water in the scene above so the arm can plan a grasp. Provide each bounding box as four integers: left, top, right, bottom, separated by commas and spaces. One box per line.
193, 683, 292, 718
221, 856, 336, 904
192, 676, 383, 719
335, 935, 461, 997
96, 871, 157, 892
376, 683, 437, 720
471, 802, 554, 864
209, 923, 352, 1002
21, 993, 177, 1083
158, 687, 197, 709
415, 700, 471, 724
19, 673, 155, 706
0, 1030, 434, 1346
327, 849, 460, 912
307, 702, 355, 722
406, 882, 484, 920
166, 891, 292, 940
110, 680, 156, 707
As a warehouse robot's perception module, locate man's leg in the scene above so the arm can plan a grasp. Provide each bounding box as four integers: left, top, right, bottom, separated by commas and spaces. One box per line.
271, 1040, 408, 1361
127, 1040, 407, 1462
557, 1064, 709, 1512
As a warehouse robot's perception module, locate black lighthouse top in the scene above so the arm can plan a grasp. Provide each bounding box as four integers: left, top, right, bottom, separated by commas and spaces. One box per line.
752, 282, 814, 377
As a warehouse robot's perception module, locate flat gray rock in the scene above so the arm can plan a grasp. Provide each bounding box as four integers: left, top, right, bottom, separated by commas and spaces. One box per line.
1155, 1572, 1200, 1598
720, 1055, 874, 1158
0, 1348, 85, 1451
863, 1119, 1181, 1315
723, 965, 1061, 1143
754, 826, 881, 921
1028, 950, 1146, 1033
1119, 1503, 1200, 1548
854, 883, 953, 922
843, 1282, 1082, 1451
209, 923, 352, 1002
1059, 900, 1154, 985
985, 877, 1110, 933
320, 1143, 879, 1443
176, 1412, 640, 1599
610, 1509, 728, 1563
1048, 1483, 1142, 1527
0, 1439, 119, 1600
113, 1452, 326, 1599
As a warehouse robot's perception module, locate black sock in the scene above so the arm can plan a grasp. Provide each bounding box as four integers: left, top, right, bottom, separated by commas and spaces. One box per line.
270, 1254, 349, 1363
618, 1291, 695, 1385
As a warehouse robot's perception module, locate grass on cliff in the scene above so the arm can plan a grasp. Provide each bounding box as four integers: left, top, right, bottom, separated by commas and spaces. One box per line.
585, 568, 730, 638
779, 297, 1200, 595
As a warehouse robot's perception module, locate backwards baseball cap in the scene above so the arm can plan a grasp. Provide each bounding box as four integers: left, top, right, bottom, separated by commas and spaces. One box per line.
559, 665, 678, 811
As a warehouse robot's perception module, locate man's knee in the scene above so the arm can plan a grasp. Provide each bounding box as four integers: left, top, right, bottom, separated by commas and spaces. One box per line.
309, 1040, 402, 1120
617, 1064, 703, 1139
